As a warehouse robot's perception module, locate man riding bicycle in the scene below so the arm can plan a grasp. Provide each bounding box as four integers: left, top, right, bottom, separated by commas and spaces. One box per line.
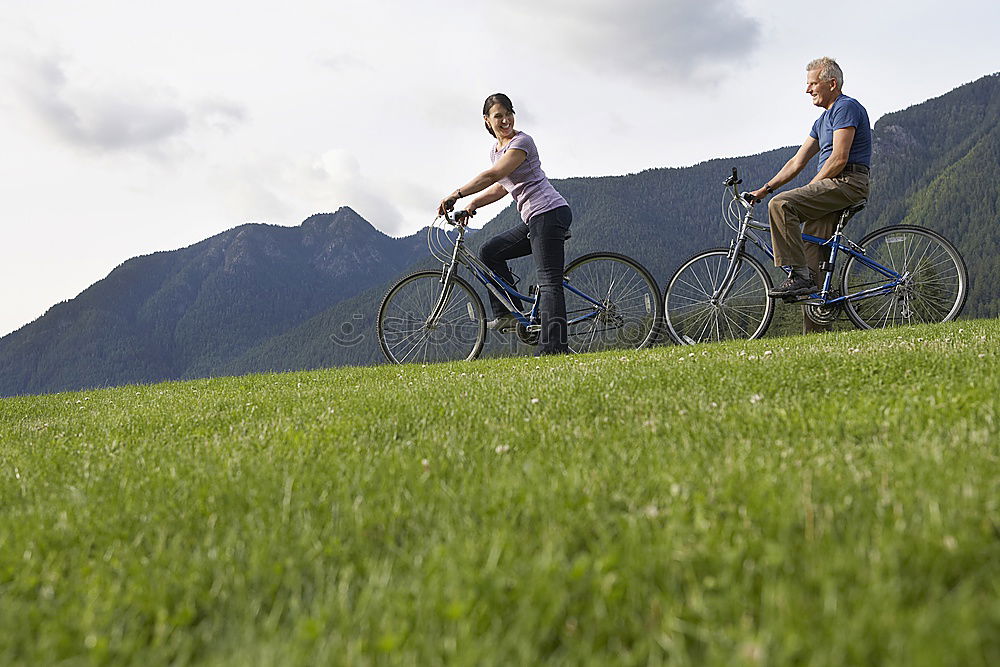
749, 57, 871, 332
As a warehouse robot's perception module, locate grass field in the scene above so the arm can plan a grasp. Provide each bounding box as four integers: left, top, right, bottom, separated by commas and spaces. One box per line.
1, 319, 998, 665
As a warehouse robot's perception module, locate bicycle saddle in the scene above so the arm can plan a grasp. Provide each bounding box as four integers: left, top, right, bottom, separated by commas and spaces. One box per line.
846, 200, 867, 215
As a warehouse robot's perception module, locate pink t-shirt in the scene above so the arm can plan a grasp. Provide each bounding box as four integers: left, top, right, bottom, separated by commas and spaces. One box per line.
490, 131, 568, 223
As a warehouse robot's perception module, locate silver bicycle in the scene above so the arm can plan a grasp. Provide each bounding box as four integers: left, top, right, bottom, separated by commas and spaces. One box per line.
376, 210, 663, 363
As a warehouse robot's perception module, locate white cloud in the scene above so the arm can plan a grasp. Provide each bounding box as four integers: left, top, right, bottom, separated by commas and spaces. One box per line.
214, 149, 415, 235
16, 53, 247, 155
508, 0, 761, 84
308, 150, 410, 234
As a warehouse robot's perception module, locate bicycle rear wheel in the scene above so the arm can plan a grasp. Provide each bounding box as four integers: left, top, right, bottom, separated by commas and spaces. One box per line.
377, 271, 486, 364
563, 252, 662, 353
841, 225, 968, 329
664, 248, 774, 344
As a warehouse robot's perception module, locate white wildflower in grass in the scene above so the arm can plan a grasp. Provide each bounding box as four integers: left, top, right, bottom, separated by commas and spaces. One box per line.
494, 444, 511, 454
750, 394, 764, 404
530, 398, 540, 404
421, 458, 430, 471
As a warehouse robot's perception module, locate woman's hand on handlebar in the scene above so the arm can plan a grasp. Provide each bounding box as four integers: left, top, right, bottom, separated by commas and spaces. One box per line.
453, 209, 476, 225
438, 192, 460, 217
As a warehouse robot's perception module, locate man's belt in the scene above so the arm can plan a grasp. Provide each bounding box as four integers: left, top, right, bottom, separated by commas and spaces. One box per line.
842, 163, 870, 174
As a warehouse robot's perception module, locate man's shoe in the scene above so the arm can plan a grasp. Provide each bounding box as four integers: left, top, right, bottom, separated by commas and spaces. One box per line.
486, 313, 518, 332
768, 275, 815, 298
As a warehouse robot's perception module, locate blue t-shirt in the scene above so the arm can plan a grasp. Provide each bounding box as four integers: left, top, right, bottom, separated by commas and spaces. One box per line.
809, 94, 872, 171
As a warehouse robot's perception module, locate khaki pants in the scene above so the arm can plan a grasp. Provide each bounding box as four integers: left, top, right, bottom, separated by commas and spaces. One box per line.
767, 172, 870, 333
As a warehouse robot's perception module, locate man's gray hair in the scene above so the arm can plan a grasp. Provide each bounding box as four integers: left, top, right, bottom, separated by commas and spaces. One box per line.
807, 57, 844, 89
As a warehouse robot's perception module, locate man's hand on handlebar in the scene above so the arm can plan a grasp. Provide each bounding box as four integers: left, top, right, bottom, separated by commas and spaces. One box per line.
747, 187, 768, 204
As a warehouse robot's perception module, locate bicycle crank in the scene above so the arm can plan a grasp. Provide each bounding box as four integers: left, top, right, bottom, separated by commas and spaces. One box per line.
804, 289, 842, 326
516, 322, 540, 346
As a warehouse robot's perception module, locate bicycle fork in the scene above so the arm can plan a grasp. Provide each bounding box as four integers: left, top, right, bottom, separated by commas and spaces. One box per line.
715, 237, 752, 303
426, 240, 466, 328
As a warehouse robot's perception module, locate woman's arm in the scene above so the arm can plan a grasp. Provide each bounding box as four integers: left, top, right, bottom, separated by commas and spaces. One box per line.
438, 148, 526, 215
466, 183, 508, 215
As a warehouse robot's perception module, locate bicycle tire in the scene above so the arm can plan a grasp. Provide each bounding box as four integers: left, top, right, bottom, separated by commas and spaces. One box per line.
563, 252, 663, 353
664, 248, 775, 344
377, 271, 486, 364
841, 225, 968, 329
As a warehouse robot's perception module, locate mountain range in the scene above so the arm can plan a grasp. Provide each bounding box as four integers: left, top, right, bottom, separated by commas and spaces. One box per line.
2, 73, 998, 397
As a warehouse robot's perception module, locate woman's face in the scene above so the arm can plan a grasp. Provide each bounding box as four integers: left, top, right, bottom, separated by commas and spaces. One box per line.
485, 103, 515, 140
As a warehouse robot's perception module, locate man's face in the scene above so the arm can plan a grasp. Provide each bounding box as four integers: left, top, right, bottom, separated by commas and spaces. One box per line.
806, 69, 838, 108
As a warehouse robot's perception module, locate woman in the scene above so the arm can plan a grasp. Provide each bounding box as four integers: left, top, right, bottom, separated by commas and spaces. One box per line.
438, 93, 573, 356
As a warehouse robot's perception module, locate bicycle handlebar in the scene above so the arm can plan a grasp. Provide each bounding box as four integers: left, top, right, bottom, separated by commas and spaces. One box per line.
724, 166, 757, 209
724, 166, 742, 187
441, 208, 475, 226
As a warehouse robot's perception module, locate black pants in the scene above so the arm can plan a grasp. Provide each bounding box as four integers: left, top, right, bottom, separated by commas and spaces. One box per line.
478, 206, 572, 354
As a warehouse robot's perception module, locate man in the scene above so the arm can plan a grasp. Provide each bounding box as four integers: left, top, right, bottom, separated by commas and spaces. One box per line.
750, 57, 871, 331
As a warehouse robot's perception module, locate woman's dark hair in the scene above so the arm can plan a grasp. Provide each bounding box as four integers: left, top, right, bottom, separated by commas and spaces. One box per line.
483, 93, 515, 137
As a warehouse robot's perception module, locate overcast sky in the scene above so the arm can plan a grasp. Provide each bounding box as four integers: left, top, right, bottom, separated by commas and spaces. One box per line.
2, 0, 997, 337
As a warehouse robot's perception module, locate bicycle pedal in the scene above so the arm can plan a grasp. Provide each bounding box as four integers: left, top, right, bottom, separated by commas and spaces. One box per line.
783, 295, 822, 305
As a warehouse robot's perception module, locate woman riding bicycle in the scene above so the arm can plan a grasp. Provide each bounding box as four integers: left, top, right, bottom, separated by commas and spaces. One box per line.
438, 93, 573, 356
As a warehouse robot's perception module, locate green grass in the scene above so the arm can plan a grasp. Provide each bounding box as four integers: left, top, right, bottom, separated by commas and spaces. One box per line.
2, 319, 999, 666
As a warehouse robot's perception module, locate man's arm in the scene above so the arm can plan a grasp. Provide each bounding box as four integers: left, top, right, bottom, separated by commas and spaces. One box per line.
809, 127, 855, 183
749, 137, 820, 201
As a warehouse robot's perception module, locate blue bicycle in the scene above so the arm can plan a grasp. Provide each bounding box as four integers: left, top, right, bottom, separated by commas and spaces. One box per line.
377, 209, 663, 363
664, 168, 968, 344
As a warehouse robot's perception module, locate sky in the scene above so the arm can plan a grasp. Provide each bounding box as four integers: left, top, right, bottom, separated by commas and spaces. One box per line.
2, 0, 997, 337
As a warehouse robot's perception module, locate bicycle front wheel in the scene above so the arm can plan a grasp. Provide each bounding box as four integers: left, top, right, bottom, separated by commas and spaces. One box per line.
563, 252, 663, 353
377, 271, 486, 364
664, 248, 774, 344
841, 225, 968, 329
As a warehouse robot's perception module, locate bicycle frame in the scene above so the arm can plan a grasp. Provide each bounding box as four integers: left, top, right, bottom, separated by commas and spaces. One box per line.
428, 217, 608, 330
720, 188, 907, 309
